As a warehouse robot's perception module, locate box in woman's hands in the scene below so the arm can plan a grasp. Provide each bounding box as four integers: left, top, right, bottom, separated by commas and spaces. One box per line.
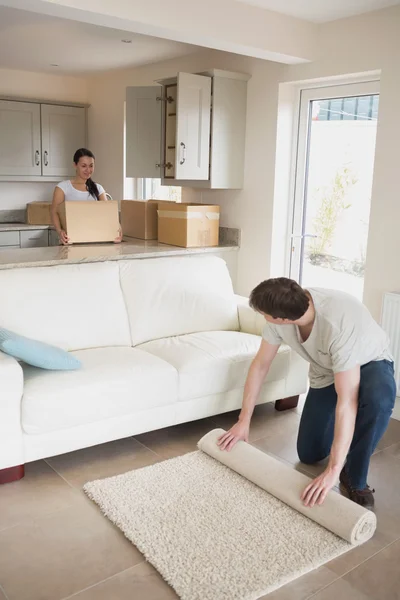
58, 201, 120, 244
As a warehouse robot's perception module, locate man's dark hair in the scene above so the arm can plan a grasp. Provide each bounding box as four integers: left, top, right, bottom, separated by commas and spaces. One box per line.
249, 277, 309, 320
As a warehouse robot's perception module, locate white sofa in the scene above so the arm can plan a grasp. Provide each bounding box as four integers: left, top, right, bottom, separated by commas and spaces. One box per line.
0, 255, 308, 482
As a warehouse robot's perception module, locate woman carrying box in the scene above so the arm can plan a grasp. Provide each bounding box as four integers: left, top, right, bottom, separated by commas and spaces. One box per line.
51, 148, 122, 245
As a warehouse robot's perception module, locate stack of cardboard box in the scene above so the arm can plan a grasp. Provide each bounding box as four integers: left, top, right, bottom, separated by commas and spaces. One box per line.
26, 199, 220, 247
121, 199, 220, 248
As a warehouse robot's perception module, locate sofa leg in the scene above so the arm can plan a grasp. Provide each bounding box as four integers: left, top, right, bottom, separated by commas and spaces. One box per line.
0, 464, 25, 484
275, 395, 299, 412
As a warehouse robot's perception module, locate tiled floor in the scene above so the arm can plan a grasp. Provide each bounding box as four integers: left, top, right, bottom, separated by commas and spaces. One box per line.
1, 401, 400, 600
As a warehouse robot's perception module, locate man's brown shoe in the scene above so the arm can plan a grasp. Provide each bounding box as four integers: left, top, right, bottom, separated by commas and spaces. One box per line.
339, 468, 375, 509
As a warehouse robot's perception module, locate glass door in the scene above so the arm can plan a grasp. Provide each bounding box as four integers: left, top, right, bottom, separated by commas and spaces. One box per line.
290, 81, 380, 300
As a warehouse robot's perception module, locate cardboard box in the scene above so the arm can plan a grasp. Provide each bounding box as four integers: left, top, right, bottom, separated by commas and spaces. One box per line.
58, 201, 120, 244
26, 201, 53, 225
157, 202, 220, 248
120, 199, 158, 240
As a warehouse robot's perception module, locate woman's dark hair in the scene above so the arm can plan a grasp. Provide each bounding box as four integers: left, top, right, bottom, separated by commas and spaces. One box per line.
249, 277, 309, 320
73, 148, 100, 200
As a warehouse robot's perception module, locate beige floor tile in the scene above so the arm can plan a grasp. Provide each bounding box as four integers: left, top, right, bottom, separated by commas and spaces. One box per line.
250, 411, 301, 464
326, 529, 394, 577
0, 498, 142, 600
310, 577, 371, 599
292, 458, 329, 478
367, 449, 400, 540
259, 566, 338, 600
375, 417, 400, 452
211, 402, 297, 443
47, 436, 160, 488
65, 562, 178, 600
0, 460, 79, 533
380, 441, 400, 460
134, 417, 216, 459
341, 538, 400, 600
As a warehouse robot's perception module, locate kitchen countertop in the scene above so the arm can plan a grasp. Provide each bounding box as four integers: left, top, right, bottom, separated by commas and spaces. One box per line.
0, 238, 238, 270
0, 223, 51, 232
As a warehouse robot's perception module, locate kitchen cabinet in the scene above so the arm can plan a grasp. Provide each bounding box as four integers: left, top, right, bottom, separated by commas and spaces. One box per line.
40, 104, 85, 177
0, 101, 41, 176
0, 228, 49, 249
20, 229, 49, 248
48, 229, 60, 246
0, 99, 86, 180
0, 231, 20, 246
126, 69, 249, 189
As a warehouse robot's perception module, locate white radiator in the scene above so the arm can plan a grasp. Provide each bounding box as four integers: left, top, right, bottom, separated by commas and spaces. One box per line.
381, 292, 400, 394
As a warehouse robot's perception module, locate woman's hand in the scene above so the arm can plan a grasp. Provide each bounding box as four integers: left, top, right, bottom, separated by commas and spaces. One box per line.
114, 227, 123, 244
217, 420, 250, 452
301, 466, 339, 507
59, 230, 69, 245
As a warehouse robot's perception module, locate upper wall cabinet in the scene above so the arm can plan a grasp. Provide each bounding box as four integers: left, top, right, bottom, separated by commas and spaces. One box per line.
0, 99, 86, 180
126, 72, 211, 182
126, 69, 250, 189
0, 101, 42, 177
40, 104, 86, 177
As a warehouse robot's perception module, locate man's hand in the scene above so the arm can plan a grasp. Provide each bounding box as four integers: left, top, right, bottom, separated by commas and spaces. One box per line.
301, 466, 340, 507
217, 420, 250, 452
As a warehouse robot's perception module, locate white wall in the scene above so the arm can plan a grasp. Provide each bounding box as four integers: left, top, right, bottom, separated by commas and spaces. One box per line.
283, 5, 400, 320
10, 0, 317, 64
0, 68, 88, 211
87, 50, 285, 296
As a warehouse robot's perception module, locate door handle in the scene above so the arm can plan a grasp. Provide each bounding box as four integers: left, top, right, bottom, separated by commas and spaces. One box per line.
35, 150, 40, 166
179, 142, 186, 165
44, 151, 49, 166
291, 234, 318, 239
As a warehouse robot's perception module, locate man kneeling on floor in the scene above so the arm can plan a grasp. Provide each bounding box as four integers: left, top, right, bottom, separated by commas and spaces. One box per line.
218, 278, 396, 509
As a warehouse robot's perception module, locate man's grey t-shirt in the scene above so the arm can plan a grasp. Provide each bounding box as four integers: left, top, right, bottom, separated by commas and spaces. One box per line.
262, 288, 393, 389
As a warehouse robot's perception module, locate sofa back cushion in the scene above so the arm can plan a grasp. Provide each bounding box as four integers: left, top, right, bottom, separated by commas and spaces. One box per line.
0, 262, 131, 351
119, 255, 239, 346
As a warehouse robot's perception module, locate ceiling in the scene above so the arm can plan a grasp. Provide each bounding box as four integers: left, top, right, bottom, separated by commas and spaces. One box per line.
0, 6, 199, 76
234, 0, 400, 22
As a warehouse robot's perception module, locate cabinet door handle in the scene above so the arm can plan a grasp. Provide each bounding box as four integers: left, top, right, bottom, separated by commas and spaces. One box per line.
35, 150, 40, 166
44, 151, 49, 166
179, 142, 186, 165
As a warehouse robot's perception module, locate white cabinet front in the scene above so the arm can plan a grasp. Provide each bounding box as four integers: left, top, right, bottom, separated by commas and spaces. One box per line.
41, 105, 86, 177
20, 229, 49, 248
126, 72, 211, 182
175, 72, 211, 181
125, 86, 162, 178
0, 101, 41, 176
0, 231, 20, 246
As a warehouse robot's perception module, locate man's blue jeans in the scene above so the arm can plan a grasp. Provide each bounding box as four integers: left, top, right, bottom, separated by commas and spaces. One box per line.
297, 360, 396, 489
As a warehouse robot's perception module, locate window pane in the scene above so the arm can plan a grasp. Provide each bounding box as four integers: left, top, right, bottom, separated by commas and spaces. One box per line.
356, 96, 371, 120
343, 97, 357, 120
143, 178, 181, 202
328, 99, 343, 120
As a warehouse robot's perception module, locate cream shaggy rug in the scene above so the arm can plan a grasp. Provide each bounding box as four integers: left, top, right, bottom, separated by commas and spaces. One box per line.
84, 429, 376, 600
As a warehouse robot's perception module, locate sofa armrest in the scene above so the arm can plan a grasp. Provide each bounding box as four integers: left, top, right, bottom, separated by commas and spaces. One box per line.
235, 294, 265, 336
0, 352, 24, 470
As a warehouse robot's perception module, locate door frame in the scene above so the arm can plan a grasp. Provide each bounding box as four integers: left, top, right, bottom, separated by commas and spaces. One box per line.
288, 80, 380, 283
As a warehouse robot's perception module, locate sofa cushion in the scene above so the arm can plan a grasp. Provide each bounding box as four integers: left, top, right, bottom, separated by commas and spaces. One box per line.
0, 328, 82, 370
21, 347, 178, 435
119, 256, 239, 346
139, 332, 291, 401
0, 263, 131, 351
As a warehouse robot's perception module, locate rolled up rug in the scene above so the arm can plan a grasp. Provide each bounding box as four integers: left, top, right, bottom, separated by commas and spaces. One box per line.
198, 428, 376, 545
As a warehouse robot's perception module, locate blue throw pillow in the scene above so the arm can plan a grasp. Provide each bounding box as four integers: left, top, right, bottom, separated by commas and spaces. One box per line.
0, 328, 82, 370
